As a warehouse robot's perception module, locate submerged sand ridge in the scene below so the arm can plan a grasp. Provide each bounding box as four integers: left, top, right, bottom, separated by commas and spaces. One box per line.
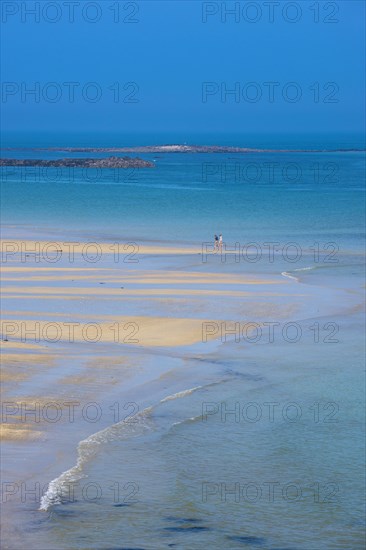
0, 240, 330, 355
1, 316, 219, 347
1, 245, 306, 350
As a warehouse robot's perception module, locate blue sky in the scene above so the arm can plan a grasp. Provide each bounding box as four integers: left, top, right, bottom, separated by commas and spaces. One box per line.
1, 0, 365, 135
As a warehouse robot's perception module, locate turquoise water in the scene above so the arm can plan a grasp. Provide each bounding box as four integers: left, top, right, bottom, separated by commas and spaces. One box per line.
5, 306, 365, 550
1, 134, 365, 549
2, 151, 365, 250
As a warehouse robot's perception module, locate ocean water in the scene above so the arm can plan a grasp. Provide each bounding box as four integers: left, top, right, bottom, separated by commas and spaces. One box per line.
1, 133, 365, 549
1, 137, 365, 252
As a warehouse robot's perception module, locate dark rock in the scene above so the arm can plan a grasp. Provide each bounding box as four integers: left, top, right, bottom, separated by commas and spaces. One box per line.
0, 156, 154, 169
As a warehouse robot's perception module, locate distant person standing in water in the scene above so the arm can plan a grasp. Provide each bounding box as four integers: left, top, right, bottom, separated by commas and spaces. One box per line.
219, 234, 223, 251
214, 234, 219, 251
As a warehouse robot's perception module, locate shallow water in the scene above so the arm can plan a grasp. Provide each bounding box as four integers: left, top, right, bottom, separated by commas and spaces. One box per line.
1, 135, 365, 549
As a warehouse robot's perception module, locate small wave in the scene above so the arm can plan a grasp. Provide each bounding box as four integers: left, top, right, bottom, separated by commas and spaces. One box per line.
293, 266, 316, 272
40, 376, 244, 510
282, 266, 317, 281
281, 271, 299, 281
171, 414, 204, 428
159, 377, 231, 405
160, 386, 203, 404
39, 406, 154, 512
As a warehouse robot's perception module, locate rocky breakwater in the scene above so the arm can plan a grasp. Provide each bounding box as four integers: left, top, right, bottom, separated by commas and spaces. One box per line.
0, 156, 155, 168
